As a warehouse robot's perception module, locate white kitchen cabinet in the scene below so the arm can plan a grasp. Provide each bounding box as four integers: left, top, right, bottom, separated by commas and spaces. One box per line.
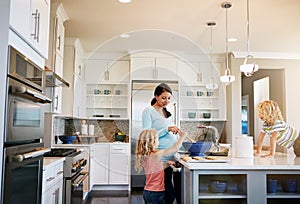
42, 158, 64, 204
9, 0, 50, 58
130, 54, 177, 80
62, 38, 86, 117
85, 83, 129, 118
85, 59, 130, 83
109, 144, 130, 184
90, 144, 109, 184
91, 143, 130, 186
46, 2, 69, 78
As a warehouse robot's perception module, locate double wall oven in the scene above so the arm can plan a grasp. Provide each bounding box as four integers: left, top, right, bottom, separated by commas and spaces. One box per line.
2, 46, 51, 204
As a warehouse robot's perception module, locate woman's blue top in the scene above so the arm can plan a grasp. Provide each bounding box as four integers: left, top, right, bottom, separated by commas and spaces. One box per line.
142, 106, 177, 162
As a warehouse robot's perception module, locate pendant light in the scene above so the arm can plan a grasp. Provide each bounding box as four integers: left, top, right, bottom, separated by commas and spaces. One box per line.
220, 2, 235, 85
240, 0, 259, 76
205, 22, 219, 90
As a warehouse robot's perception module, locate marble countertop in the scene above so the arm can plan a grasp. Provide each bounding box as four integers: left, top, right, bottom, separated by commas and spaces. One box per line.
177, 152, 300, 170
43, 157, 65, 170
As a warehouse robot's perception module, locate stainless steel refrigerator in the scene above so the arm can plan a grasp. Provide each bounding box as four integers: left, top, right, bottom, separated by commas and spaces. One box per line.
131, 80, 179, 188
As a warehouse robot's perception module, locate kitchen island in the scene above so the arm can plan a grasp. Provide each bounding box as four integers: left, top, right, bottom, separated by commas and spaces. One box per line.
178, 152, 300, 204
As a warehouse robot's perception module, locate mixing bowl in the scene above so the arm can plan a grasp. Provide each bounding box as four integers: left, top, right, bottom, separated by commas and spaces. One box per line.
58, 135, 76, 144
182, 141, 212, 156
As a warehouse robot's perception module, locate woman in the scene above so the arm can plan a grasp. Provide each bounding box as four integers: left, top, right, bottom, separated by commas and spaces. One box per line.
142, 83, 181, 204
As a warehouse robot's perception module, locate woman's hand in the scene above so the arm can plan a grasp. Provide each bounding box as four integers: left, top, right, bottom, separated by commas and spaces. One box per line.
168, 126, 180, 134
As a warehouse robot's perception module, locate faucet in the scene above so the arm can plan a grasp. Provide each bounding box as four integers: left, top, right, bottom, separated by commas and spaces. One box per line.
198, 125, 220, 152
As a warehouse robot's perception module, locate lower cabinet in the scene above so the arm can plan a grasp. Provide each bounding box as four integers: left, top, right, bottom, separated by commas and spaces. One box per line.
91, 143, 130, 186
183, 168, 300, 204
42, 159, 64, 204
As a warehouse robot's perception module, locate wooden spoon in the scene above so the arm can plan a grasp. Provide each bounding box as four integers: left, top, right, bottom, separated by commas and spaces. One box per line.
186, 135, 196, 143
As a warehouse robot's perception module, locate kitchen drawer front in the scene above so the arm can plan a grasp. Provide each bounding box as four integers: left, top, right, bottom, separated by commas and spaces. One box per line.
43, 166, 55, 193
54, 162, 64, 180
110, 144, 130, 154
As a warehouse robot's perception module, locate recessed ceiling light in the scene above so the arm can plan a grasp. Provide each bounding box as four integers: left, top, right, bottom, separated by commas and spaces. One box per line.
228, 38, 237, 42
118, 0, 131, 3
119, 33, 130, 39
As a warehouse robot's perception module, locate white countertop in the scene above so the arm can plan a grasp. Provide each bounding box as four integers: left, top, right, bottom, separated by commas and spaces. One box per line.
43, 157, 65, 170
177, 152, 300, 170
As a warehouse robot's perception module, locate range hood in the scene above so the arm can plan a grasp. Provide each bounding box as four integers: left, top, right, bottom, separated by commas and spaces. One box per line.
45, 71, 70, 87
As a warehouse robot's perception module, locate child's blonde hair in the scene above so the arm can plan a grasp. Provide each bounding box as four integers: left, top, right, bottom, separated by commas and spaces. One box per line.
135, 129, 158, 173
257, 100, 284, 126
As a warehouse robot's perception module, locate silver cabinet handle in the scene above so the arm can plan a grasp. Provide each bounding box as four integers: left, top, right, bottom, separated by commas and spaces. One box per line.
57, 170, 64, 175
31, 9, 38, 39
54, 95, 59, 111
36, 12, 40, 42
46, 177, 55, 182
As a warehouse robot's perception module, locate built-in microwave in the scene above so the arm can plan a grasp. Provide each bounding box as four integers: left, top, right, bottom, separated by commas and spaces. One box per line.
8, 45, 46, 93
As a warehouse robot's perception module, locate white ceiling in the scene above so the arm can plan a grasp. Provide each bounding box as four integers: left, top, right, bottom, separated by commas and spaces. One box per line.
60, 0, 300, 58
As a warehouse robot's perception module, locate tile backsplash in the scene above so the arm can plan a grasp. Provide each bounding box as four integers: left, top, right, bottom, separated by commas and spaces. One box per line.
53, 117, 129, 144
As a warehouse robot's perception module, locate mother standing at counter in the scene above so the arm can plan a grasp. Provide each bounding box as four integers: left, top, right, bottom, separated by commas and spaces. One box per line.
142, 83, 181, 204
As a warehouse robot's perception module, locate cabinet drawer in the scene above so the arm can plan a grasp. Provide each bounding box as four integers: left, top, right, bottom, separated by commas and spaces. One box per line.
43, 166, 55, 192
110, 144, 129, 154
54, 162, 64, 179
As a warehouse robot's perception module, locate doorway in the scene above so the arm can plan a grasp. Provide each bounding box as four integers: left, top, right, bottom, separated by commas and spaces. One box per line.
241, 68, 286, 145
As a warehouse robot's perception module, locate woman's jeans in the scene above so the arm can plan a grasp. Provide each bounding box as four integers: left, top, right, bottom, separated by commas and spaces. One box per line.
164, 166, 181, 204
143, 190, 165, 204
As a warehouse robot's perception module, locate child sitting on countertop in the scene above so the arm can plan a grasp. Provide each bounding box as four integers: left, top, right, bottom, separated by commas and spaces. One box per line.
254, 100, 300, 157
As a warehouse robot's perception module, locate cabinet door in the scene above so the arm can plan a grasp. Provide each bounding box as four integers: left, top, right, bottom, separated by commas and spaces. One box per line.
109, 154, 129, 184
155, 58, 177, 80
73, 74, 82, 117
177, 61, 201, 84
55, 16, 65, 58
107, 60, 130, 82
85, 60, 107, 83
9, 0, 31, 40
30, 0, 50, 57
54, 53, 63, 78
130, 57, 155, 80
91, 144, 109, 184
52, 86, 62, 113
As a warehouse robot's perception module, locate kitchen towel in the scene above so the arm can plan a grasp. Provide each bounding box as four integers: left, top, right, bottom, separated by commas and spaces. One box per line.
235, 136, 253, 158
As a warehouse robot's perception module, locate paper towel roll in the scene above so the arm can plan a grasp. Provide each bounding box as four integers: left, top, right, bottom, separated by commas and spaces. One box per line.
235, 136, 253, 158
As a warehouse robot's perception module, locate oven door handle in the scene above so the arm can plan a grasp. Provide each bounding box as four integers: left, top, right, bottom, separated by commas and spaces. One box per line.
72, 172, 89, 188
15, 148, 50, 162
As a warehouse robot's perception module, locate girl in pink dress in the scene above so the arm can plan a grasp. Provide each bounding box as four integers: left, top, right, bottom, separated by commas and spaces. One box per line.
135, 129, 185, 204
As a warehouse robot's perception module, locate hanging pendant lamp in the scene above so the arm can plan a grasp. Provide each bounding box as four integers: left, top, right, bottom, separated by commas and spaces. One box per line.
205, 22, 219, 90
240, 0, 259, 76
220, 2, 235, 86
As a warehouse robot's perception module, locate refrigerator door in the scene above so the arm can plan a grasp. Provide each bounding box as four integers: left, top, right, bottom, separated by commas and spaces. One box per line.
131, 81, 178, 188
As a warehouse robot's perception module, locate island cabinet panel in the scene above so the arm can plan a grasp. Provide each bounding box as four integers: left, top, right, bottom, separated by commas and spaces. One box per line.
182, 168, 300, 204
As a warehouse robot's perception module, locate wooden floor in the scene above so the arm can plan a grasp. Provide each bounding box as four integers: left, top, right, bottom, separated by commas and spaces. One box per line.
85, 189, 144, 204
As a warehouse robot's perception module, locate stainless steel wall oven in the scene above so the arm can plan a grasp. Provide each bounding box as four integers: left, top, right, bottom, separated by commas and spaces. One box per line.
2, 46, 51, 204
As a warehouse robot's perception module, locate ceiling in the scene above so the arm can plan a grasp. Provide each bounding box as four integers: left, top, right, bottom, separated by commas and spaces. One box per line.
60, 0, 300, 58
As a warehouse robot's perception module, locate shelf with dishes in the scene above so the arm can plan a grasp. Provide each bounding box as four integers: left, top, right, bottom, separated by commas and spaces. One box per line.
85, 83, 129, 118
180, 84, 225, 120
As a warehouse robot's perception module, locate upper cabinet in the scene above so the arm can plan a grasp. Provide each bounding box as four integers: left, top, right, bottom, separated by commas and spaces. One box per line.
85, 59, 130, 83
130, 52, 177, 80
45, 3, 69, 78
9, 0, 51, 58
62, 38, 86, 117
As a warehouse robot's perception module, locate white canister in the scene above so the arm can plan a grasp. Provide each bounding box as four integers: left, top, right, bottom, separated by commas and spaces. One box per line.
88, 124, 95, 136
235, 136, 254, 158
81, 124, 88, 135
